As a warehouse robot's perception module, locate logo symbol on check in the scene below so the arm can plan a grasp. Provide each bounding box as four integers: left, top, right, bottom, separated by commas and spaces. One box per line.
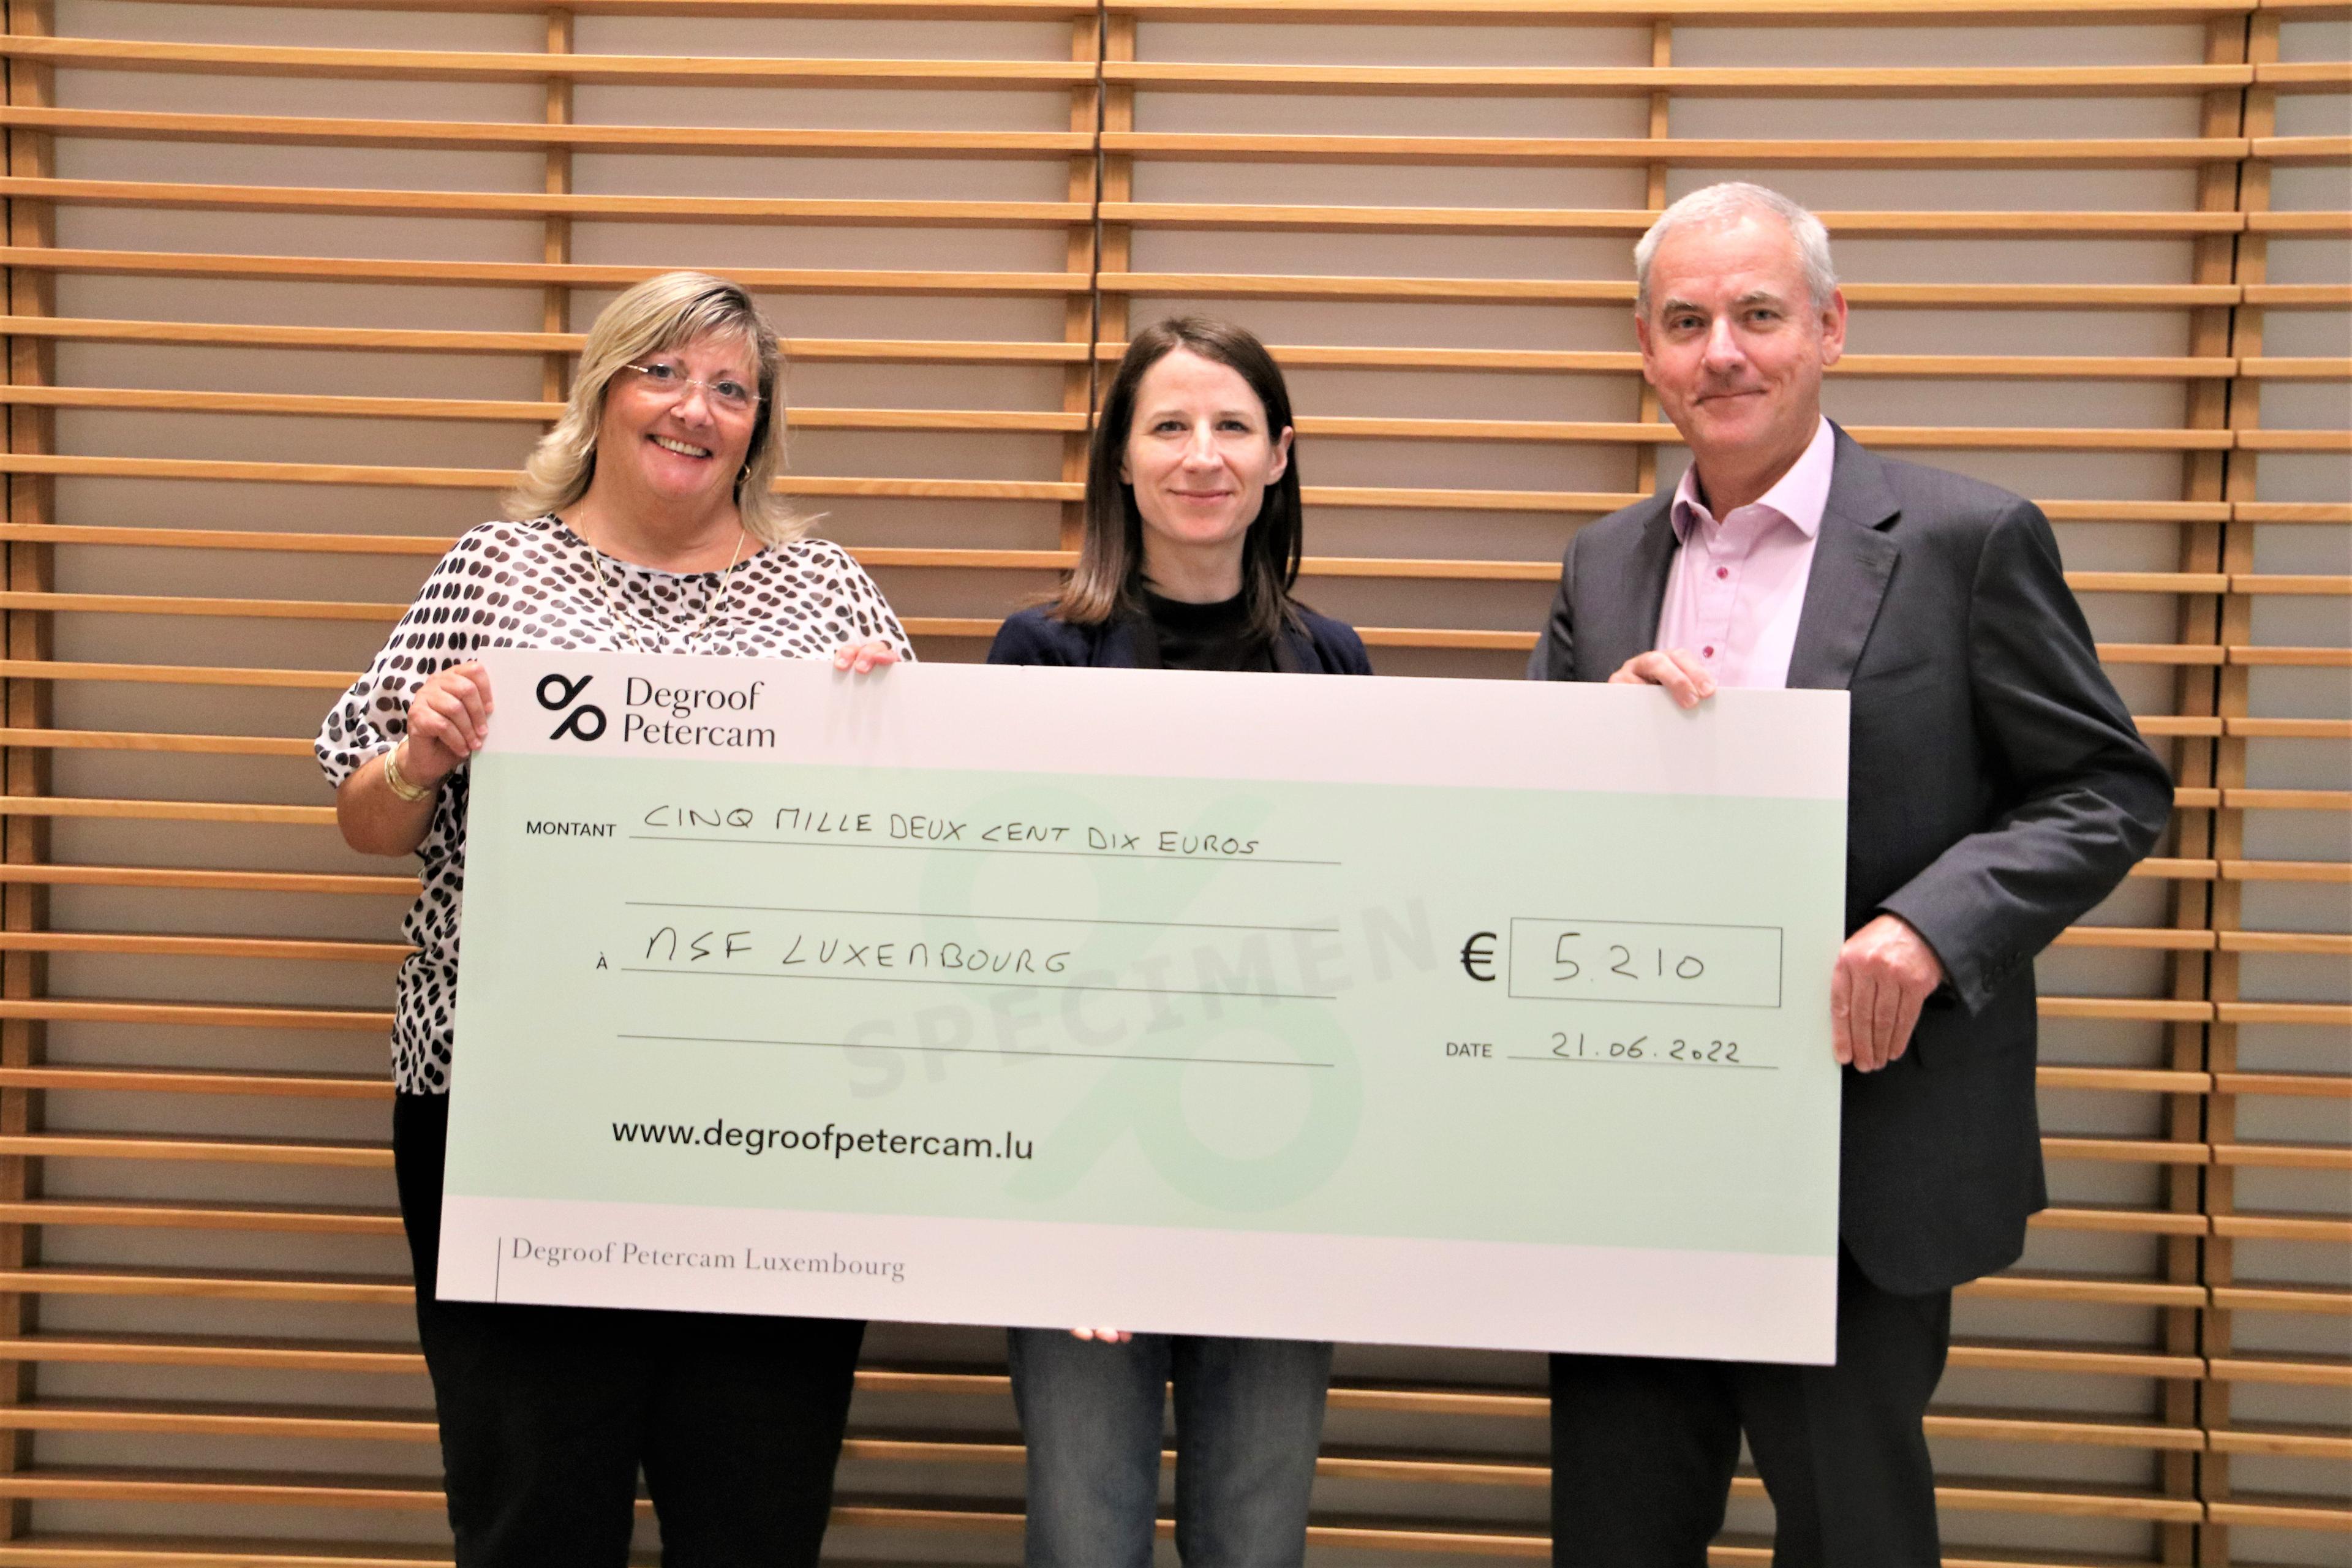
537, 673, 608, 742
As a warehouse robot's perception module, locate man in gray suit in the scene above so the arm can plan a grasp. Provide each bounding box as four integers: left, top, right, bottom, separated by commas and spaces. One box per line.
1529, 183, 2173, 1566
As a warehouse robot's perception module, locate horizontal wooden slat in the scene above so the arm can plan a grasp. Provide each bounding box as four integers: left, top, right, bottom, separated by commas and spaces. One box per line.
0, 1400, 432, 1443
2211, 1283, 2352, 1315
2253, 132, 2352, 161
2233, 502, 2352, 523
2208, 1355, 2352, 1387
1923, 1477, 2203, 1522
0, 383, 1089, 432
2225, 790, 2352, 813
0, 1134, 388, 1169
20, 0, 2280, 17
1103, 272, 2241, 307
2236, 428, 2352, 451
2037, 998, 2214, 1022
2204, 1493, 2352, 1529
1943, 1339, 2204, 1379
2212, 1071, 2352, 1098
2238, 356, 2352, 378
0, 865, 415, 896
2212, 1210, 2352, 1242
0, 1467, 443, 1511
0, 37, 2261, 95
0, 176, 1090, 229
0, 36, 1098, 87
0, 659, 358, 690
0, 314, 1087, 365
0, 1335, 423, 1376
2244, 284, 2352, 306
0, 796, 338, 826
0, 1066, 391, 1099
1962, 1272, 2207, 1308
1928, 1408, 2206, 1449
0, 1201, 401, 1235
2037, 1065, 2212, 1091
2228, 716, 2352, 738
0, 932, 405, 963
2246, 210, 2352, 234
0, 1537, 453, 1567
0, 1000, 390, 1031
2254, 60, 2352, 88
0, 726, 311, 756
11, 0, 2282, 15
1106, 200, 2247, 237
1106, 131, 2255, 166
2219, 864, 2352, 886
2231, 575, 2352, 595
0, 1268, 410, 1306
0, 103, 1091, 157
2214, 1001, 2351, 1027
2029, 1204, 2208, 1236
2124, 857, 2220, 880
2052, 925, 2216, 950
2208, 1422, 2352, 1460
1102, 59, 2255, 93
2211, 1142, 2352, 1170
0, 246, 1089, 296
2041, 1136, 2210, 1163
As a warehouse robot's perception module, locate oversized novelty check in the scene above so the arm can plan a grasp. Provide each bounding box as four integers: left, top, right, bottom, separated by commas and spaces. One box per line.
439, 648, 1849, 1362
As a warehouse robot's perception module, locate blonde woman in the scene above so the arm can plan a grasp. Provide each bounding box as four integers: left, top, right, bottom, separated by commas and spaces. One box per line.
320, 272, 908, 1566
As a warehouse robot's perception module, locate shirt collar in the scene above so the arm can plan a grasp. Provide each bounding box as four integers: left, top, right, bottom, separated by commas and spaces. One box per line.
1670, 416, 1835, 543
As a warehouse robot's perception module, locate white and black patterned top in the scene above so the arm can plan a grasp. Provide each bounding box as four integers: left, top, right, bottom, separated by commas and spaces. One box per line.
316, 515, 914, 1095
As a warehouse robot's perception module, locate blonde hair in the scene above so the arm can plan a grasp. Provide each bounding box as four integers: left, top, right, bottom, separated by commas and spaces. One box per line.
503, 271, 810, 547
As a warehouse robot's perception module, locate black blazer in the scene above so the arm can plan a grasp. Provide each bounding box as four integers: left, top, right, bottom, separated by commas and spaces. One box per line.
989, 603, 1373, 676
1529, 427, 2173, 1296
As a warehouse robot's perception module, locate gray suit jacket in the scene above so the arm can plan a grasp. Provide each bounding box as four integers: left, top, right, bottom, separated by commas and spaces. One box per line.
1528, 426, 2174, 1295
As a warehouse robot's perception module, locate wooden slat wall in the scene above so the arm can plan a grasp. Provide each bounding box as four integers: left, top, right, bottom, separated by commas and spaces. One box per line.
0, 0, 2340, 1561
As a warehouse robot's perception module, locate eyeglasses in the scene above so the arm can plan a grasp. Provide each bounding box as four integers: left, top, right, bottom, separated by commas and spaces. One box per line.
622, 360, 761, 417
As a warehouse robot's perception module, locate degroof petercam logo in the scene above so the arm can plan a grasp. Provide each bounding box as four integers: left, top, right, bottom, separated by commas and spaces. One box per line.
537, 672, 607, 742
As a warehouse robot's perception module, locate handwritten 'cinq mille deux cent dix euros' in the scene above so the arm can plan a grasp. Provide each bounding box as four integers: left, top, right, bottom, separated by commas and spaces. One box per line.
529, 804, 1268, 860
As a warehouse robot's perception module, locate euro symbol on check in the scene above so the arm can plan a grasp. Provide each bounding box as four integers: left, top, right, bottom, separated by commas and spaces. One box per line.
1460, 931, 1498, 982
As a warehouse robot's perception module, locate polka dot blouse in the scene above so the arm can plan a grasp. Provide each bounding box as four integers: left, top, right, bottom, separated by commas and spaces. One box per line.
315, 515, 915, 1095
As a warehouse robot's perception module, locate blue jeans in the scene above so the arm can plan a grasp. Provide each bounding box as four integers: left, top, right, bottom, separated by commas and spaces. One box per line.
1008, 1328, 1331, 1568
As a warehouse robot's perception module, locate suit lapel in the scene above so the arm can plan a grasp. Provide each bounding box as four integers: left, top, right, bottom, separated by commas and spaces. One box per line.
1583, 495, 1679, 679
1785, 428, 1902, 692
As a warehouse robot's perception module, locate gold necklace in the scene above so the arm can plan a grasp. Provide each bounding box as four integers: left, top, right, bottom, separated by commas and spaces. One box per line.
582, 522, 749, 654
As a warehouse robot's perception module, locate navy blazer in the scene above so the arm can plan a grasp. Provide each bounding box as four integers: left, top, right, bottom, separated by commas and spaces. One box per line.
1529, 426, 2174, 1295
989, 603, 1372, 676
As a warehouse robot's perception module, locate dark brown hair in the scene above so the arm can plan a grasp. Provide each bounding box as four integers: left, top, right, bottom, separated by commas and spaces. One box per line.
1052, 316, 1305, 646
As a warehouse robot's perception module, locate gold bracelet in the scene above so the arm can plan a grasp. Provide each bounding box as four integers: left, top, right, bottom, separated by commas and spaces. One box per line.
381, 743, 434, 804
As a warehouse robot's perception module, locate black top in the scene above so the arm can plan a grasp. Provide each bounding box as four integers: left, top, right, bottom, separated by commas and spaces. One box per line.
988, 597, 1373, 676
1138, 589, 1273, 672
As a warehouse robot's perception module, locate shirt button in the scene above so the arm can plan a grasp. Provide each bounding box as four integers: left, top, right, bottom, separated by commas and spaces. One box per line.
1716, 567, 1728, 579
1703, 646, 1716, 658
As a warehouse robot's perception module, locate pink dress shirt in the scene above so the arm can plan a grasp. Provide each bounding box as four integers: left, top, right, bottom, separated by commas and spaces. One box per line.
1654, 417, 1835, 692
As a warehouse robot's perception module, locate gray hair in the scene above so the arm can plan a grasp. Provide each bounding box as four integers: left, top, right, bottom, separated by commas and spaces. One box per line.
1634, 183, 1838, 320
504, 270, 810, 548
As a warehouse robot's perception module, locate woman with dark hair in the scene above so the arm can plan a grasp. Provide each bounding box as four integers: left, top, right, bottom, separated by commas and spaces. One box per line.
989, 315, 1369, 676
989, 317, 1366, 1566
